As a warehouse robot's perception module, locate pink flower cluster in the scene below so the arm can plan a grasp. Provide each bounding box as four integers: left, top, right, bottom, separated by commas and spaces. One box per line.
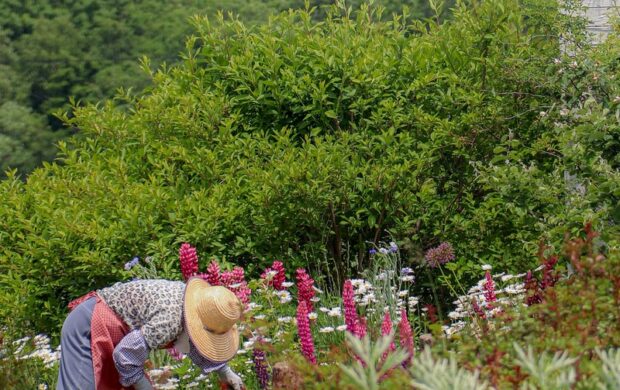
261, 260, 286, 290
205, 260, 221, 286
343, 280, 357, 333
222, 266, 252, 306
195, 260, 251, 307
424, 242, 455, 268
342, 279, 367, 338
296, 268, 315, 312
179, 243, 199, 280
398, 308, 414, 367
296, 301, 316, 364
483, 270, 497, 304
381, 312, 396, 359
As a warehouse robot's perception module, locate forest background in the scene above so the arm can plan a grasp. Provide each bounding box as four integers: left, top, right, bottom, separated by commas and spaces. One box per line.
0, 0, 446, 177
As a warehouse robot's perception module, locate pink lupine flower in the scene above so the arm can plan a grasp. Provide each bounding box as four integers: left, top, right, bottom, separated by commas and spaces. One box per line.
167, 346, 184, 361
221, 266, 245, 286
234, 282, 252, 306
296, 301, 316, 364
398, 309, 414, 367
381, 312, 396, 359
483, 270, 497, 304
219, 266, 251, 307
472, 298, 486, 319
296, 268, 315, 311
261, 260, 286, 290
179, 243, 199, 280
205, 260, 221, 286
343, 280, 358, 334
252, 348, 270, 389
524, 271, 542, 306
354, 316, 367, 339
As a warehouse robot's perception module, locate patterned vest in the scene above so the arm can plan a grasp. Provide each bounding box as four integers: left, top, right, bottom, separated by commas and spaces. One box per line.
97, 279, 185, 349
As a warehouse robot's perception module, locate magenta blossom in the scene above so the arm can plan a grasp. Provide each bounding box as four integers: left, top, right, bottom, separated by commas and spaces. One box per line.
261, 260, 286, 290
179, 243, 199, 280
343, 280, 358, 334
205, 260, 221, 286
296, 268, 315, 312
399, 309, 414, 367
296, 301, 316, 364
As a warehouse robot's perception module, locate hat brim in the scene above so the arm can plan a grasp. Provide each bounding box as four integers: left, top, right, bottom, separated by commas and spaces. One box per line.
184, 278, 240, 363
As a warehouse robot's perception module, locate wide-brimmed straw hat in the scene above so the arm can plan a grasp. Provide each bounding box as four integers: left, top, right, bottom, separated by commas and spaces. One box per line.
184, 277, 242, 362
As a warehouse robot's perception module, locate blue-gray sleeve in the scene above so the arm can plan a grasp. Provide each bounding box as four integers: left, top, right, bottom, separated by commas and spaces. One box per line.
187, 341, 228, 374
112, 329, 150, 386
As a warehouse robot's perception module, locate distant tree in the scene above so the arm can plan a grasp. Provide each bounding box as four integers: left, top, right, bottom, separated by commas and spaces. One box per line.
0, 102, 64, 175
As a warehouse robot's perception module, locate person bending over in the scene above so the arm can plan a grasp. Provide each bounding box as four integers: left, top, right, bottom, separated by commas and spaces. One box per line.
57, 277, 244, 389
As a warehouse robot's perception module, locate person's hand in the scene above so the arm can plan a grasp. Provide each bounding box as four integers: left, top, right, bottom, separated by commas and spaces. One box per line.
218, 365, 244, 390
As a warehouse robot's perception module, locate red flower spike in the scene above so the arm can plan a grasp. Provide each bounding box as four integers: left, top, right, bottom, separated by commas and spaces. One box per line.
343, 280, 358, 335
398, 309, 415, 367
296, 301, 316, 364
206, 260, 221, 286
179, 243, 199, 281
296, 268, 315, 312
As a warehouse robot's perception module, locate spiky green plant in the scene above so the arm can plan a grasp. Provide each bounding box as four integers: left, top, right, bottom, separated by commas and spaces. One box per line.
410, 347, 488, 390
513, 343, 577, 389
339, 332, 408, 390
596, 348, 620, 389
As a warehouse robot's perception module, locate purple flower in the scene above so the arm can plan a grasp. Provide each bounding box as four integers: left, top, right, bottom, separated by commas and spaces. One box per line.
389, 241, 398, 252
252, 348, 270, 389
369, 248, 377, 255
124, 257, 139, 271
424, 242, 455, 268
401, 267, 414, 275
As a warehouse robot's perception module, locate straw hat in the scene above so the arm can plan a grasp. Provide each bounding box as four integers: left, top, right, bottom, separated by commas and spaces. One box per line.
184, 277, 242, 362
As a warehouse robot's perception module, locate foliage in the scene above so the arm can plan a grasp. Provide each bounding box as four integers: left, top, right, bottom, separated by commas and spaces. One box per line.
596, 348, 620, 389
339, 332, 408, 390
512, 343, 577, 389
0, 0, 618, 339
442, 225, 620, 388
410, 347, 488, 390
0, 334, 58, 389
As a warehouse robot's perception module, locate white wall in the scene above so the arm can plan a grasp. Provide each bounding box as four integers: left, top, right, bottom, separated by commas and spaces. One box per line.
583, 0, 619, 44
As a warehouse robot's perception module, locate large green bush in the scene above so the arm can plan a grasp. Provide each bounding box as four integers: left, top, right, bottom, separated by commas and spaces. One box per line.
0, 1, 618, 336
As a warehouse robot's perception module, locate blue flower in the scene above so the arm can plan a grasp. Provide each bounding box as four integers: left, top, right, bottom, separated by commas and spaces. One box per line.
124, 257, 140, 271
389, 241, 398, 252
401, 267, 413, 275
369, 248, 377, 255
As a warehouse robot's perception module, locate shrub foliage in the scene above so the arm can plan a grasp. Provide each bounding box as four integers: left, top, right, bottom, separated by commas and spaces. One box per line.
0, 0, 618, 335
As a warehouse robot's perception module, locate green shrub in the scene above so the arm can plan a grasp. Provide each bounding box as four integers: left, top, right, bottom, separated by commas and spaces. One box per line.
0, 0, 618, 337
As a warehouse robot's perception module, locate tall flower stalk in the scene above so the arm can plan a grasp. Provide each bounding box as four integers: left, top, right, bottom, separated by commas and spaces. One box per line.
399, 309, 415, 367
343, 280, 358, 334
296, 301, 316, 364
262, 260, 286, 290
252, 347, 270, 389
484, 270, 497, 305
179, 243, 198, 280
205, 260, 221, 286
296, 268, 316, 312
381, 312, 396, 360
